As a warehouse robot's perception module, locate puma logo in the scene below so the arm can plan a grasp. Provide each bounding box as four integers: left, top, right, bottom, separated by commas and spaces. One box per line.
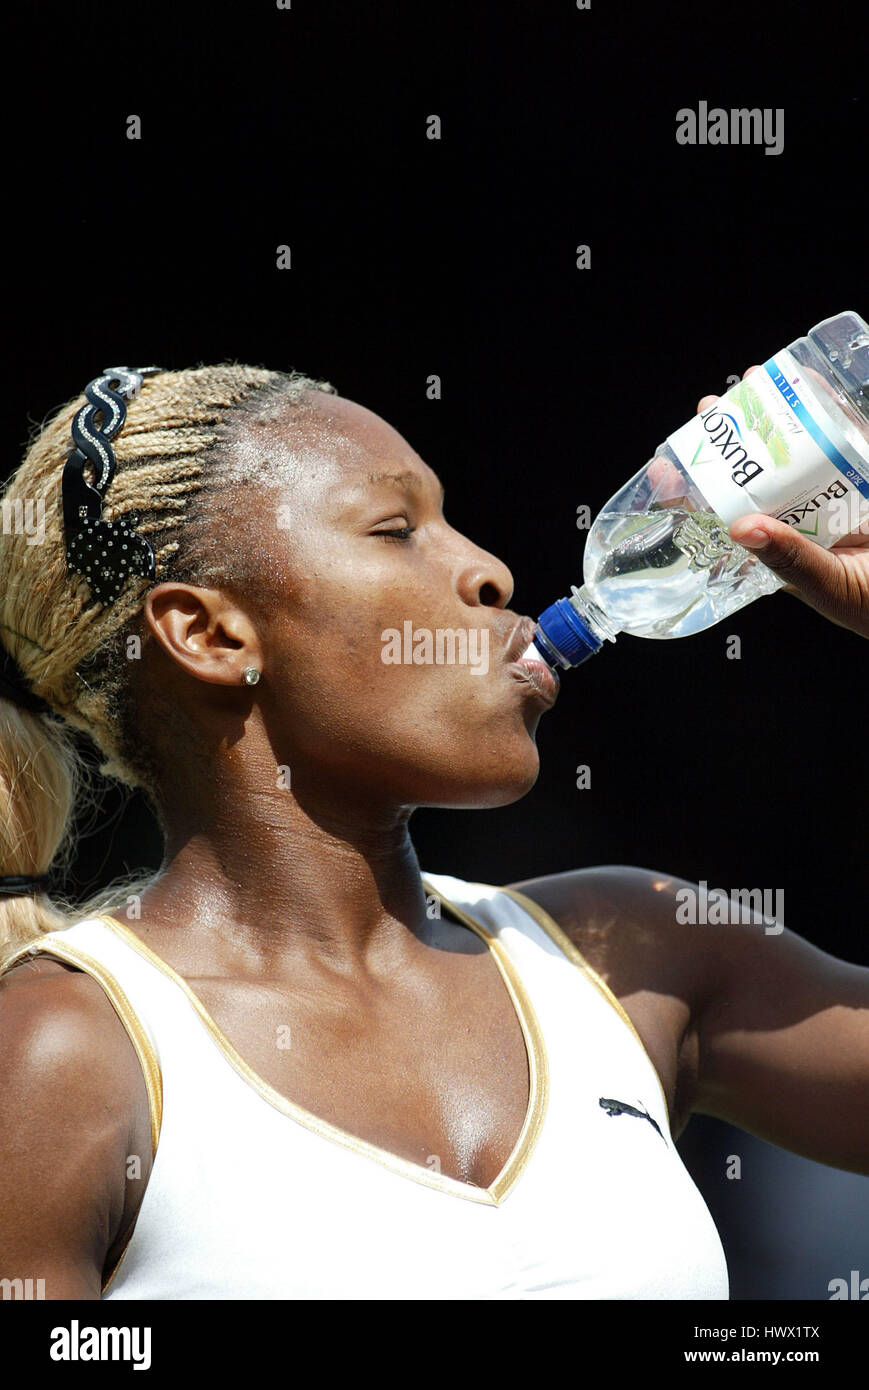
599, 1097, 665, 1142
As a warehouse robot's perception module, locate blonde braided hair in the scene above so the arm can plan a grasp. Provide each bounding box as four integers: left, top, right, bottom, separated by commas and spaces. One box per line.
0, 362, 337, 964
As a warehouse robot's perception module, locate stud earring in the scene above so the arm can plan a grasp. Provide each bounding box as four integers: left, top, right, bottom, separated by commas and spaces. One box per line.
242, 667, 261, 686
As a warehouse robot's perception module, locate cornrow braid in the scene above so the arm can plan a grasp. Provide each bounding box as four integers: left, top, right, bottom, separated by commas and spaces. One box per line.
0, 362, 337, 963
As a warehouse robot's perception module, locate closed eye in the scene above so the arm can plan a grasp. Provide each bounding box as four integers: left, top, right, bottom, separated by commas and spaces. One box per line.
373, 525, 416, 541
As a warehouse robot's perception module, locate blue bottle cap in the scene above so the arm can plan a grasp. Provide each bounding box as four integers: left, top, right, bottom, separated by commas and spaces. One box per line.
532, 596, 602, 669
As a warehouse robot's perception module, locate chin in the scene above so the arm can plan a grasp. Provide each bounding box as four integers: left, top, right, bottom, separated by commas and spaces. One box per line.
428, 743, 542, 810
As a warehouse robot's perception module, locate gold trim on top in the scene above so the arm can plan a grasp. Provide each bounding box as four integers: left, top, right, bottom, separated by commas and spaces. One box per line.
422, 879, 549, 1203
2, 932, 164, 1296
96, 892, 549, 1209
497, 884, 672, 1130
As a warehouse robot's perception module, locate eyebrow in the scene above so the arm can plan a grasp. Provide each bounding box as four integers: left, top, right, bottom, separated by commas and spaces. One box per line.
367, 469, 446, 503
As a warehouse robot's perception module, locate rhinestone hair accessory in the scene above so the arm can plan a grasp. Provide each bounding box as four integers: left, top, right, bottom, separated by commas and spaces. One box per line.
62, 365, 164, 605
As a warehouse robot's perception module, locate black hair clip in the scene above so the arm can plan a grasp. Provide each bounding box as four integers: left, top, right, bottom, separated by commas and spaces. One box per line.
0, 874, 50, 897
62, 365, 163, 605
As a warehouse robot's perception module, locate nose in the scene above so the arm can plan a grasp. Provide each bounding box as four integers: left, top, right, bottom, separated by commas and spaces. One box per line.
455, 544, 515, 610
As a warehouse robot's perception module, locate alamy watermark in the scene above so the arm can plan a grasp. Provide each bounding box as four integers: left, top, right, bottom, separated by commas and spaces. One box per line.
1, 1276, 45, 1299
381, 622, 489, 675
50, 1321, 152, 1370
676, 102, 784, 156
1, 496, 45, 545
675, 880, 783, 934
778, 482, 869, 538
828, 1269, 868, 1299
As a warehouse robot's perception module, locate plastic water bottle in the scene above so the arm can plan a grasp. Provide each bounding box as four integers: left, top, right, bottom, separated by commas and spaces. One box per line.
524, 310, 869, 670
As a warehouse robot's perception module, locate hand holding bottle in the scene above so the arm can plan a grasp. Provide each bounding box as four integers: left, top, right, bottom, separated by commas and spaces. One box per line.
695, 371, 869, 640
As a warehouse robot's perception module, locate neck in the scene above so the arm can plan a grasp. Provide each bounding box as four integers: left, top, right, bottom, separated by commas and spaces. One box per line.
128, 768, 438, 977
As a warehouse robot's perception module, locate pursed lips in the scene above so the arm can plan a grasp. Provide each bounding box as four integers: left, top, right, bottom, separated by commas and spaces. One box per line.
503, 615, 560, 706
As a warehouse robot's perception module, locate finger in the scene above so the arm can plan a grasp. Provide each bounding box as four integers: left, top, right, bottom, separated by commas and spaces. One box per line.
647, 455, 681, 486
729, 514, 865, 633
697, 365, 763, 415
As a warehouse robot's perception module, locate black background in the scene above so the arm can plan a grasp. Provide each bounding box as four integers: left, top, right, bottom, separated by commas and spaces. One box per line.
6, 0, 868, 1304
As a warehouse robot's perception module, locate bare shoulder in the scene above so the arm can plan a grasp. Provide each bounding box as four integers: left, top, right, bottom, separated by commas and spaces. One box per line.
0, 951, 149, 1077
0, 952, 149, 1298
501, 865, 869, 1174
504, 863, 715, 1009
0, 951, 149, 1149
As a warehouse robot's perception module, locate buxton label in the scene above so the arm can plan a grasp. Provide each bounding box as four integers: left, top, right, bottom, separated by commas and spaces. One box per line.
666, 352, 869, 546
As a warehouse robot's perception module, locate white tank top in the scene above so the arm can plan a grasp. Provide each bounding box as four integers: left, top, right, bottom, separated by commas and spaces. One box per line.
12, 871, 729, 1299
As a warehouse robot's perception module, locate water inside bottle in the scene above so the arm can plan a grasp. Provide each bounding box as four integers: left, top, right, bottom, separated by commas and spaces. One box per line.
583, 508, 784, 639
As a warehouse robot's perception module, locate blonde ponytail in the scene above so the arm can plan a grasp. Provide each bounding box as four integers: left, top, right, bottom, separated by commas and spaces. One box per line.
0, 695, 81, 965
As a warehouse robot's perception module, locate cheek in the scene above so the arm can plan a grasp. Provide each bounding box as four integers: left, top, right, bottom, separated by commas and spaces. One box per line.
275, 637, 507, 748
293, 553, 414, 644
263, 563, 523, 754
288, 567, 450, 676
267, 633, 541, 804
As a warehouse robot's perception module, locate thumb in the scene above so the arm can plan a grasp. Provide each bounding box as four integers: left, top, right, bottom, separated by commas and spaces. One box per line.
729, 514, 851, 623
